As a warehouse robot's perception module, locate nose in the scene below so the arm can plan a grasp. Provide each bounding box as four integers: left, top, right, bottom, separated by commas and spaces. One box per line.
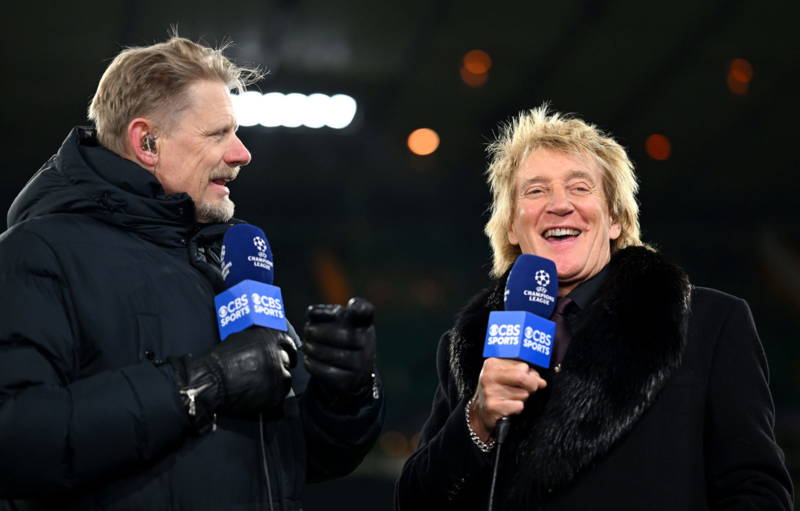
546, 185, 574, 215
225, 134, 252, 167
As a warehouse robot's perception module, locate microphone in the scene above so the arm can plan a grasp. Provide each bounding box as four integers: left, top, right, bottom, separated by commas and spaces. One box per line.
214, 224, 288, 340
483, 254, 559, 511
483, 254, 559, 368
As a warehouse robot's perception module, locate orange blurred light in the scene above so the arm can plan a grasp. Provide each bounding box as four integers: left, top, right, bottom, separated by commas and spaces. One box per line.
645, 134, 671, 161
410, 432, 422, 451
726, 74, 749, 95
460, 66, 489, 87
463, 49, 492, 75
728, 58, 753, 83
313, 251, 351, 306
407, 128, 440, 156
379, 431, 409, 457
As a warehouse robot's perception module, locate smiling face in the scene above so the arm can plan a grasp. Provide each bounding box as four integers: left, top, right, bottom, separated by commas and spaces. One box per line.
152, 80, 251, 222
508, 148, 621, 296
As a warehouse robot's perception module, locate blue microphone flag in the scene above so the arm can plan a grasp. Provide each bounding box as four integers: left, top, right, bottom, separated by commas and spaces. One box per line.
215, 224, 286, 339
484, 254, 558, 368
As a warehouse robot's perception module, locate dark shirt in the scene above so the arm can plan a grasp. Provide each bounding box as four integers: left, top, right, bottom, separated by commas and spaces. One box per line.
557, 265, 608, 361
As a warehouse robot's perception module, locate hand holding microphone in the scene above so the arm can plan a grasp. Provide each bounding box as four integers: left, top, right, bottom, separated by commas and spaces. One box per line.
170, 328, 297, 431
471, 255, 559, 443
469, 358, 547, 442
303, 297, 377, 410
169, 224, 297, 432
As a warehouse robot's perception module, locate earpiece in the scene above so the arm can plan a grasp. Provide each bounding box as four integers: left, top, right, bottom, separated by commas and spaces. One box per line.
142, 135, 157, 154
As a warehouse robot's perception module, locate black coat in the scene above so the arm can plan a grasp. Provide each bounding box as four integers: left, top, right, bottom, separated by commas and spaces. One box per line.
0, 128, 383, 510
395, 246, 793, 510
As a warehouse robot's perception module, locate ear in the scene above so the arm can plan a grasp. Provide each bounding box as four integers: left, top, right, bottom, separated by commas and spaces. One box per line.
126, 118, 158, 169
507, 221, 519, 246
609, 218, 621, 241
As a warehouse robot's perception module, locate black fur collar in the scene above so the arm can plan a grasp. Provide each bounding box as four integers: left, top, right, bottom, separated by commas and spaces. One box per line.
448, 246, 691, 505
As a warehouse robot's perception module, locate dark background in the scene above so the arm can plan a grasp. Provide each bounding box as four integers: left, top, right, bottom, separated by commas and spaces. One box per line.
2, 1, 799, 508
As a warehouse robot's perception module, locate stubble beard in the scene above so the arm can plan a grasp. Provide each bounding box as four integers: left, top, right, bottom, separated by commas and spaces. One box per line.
196, 196, 235, 223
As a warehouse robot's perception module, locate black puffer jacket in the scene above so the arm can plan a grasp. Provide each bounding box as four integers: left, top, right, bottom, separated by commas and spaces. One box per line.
0, 127, 383, 510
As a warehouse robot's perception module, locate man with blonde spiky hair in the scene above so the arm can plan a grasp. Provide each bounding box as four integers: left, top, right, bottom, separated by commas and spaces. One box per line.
396, 105, 792, 510
0, 34, 383, 510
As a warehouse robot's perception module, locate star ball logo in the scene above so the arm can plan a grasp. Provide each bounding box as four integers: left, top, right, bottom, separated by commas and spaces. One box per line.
522, 267, 556, 308
253, 236, 267, 255
534, 270, 550, 288
246, 236, 274, 272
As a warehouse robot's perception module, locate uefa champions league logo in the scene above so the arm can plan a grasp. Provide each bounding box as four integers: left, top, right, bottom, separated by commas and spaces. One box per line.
245, 235, 274, 272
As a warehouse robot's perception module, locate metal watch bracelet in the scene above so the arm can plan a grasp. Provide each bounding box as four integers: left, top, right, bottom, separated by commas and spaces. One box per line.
465, 398, 495, 453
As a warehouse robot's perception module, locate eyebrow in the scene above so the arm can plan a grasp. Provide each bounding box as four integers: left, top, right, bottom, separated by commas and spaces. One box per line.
203, 120, 238, 136
520, 170, 597, 187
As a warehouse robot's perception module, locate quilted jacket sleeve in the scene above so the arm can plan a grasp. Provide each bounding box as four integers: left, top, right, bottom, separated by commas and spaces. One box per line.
0, 228, 188, 498
298, 333, 385, 484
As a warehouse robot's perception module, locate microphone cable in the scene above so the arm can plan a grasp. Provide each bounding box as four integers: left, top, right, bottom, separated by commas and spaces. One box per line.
259, 413, 276, 511
487, 416, 511, 511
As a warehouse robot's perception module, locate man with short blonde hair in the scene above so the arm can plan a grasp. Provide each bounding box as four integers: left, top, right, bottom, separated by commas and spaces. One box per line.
88, 36, 260, 155
0, 34, 383, 511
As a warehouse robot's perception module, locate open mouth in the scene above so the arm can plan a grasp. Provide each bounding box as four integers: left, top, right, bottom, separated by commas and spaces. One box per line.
542, 227, 581, 241
208, 177, 233, 196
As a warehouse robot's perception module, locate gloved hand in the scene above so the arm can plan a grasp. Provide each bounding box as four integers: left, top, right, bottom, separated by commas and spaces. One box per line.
303, 297, 377, 408
169, 327, 297, 432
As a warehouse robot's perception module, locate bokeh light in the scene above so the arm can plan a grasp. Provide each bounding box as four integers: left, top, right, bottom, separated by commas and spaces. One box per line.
460, 49, 492, 87
726, 58, 753, 96
459, 67, 489, 87
407, 128, 440, 156
231, 91, 357, 129
463, 49, 492, 74
379, 431, 410, 457
645, 134, 671, 161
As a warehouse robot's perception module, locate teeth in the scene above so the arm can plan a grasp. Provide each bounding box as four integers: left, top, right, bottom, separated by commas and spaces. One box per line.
544, 228, 580, 238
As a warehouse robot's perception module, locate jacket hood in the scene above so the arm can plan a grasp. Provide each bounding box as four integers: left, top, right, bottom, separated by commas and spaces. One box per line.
8, 127, 197, 247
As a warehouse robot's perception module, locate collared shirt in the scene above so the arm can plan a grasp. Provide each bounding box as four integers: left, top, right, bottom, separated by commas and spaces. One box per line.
558, 265, 609, 360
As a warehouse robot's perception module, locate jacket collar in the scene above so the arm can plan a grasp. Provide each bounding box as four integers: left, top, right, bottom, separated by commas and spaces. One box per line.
448, 246, 691, 504
8, 127, 196, 247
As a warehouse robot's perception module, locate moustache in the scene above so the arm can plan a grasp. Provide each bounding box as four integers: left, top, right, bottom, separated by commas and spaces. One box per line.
210, 167, 240, 182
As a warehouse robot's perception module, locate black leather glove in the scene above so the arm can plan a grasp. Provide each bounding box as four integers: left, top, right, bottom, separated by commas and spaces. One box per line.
169, 327, 297, 432
303, 297, 376, 409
